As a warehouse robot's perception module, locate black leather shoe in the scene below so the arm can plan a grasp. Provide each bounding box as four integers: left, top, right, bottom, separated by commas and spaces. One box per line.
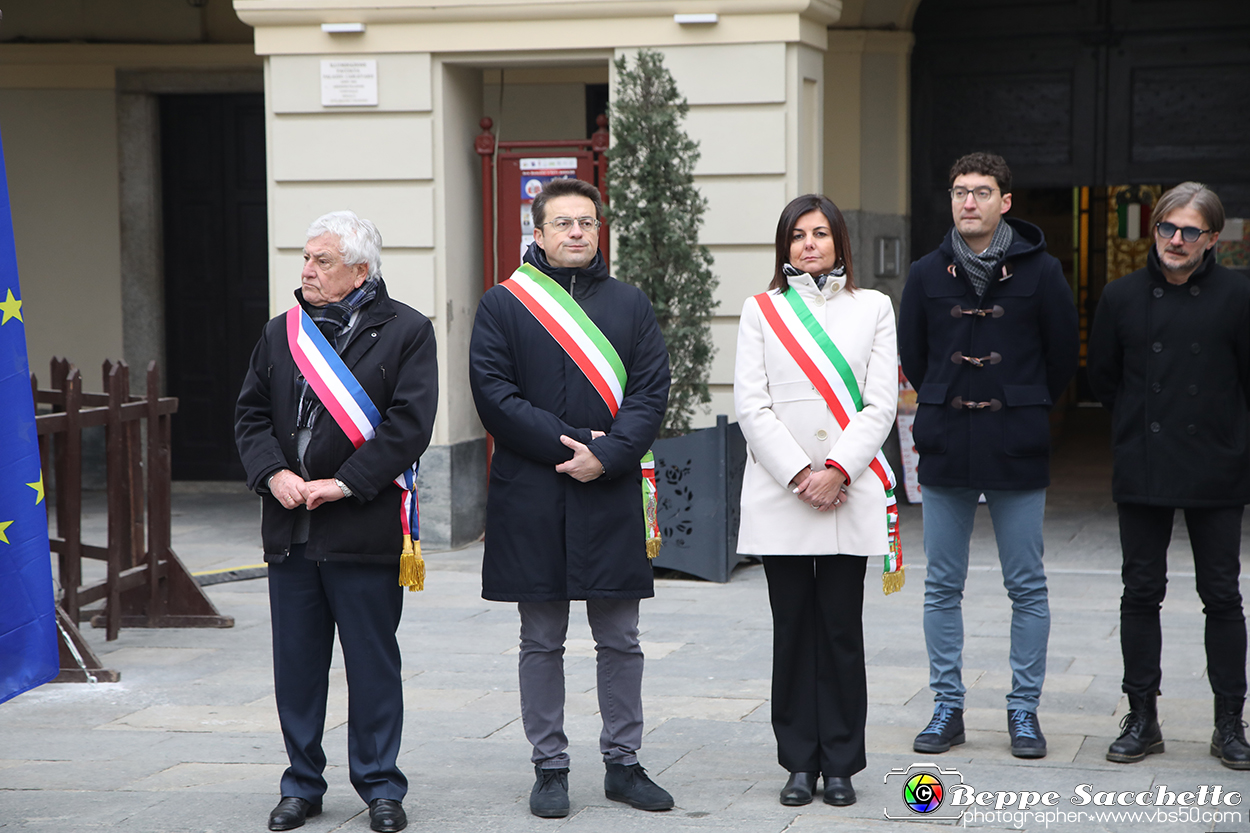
1008, 709, 1048, 759
914, 704, 965, 753
779, 772, 817, 806
1107, 693, 1164, 763
368, 798, 407, 832
268, 797, 321, 831
823, 776, 856, 806
604, 762, 674, 811
530, 766, 570, 818
1211, 695, 1250, 771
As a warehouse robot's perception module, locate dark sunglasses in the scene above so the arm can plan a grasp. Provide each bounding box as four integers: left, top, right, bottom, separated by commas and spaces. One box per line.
1155, 221, 1213, 243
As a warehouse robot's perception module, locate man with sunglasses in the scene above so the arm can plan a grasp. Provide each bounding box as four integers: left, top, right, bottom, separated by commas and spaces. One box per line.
1088, 182, 1250, 771
469, 177, 674, 817
899, 152, 1078, 760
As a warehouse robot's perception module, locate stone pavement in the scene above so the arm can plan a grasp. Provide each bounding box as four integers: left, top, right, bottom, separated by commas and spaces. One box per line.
2, 410, 1249, 832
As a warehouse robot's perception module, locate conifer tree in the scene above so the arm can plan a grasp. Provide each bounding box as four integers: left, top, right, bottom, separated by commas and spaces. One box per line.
609, 50, 717, 437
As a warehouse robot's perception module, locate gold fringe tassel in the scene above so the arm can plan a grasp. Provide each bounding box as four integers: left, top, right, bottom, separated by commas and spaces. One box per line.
399, 535, 425, 592
882, 566, 905, 595
645, 536, 662, 560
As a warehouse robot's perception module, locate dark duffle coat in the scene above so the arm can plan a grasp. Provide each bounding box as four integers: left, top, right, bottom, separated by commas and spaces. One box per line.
898, 218, 1079, 490
1087, 247, 1250, 507
235, 281, 439, 563
470, 244, 671, 602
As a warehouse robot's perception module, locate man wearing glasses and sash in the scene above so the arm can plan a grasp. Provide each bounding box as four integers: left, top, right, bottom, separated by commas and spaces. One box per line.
1089, 182, 1250, 771
899, 152, 1078, 761
469, 178, 673, 818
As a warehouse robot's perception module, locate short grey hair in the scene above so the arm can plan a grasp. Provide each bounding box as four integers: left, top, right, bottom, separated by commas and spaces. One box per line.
1150, 182, 1225, 234
305, 211, 383, 279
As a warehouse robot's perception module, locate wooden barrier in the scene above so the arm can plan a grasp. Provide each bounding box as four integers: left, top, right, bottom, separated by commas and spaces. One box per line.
33, 358, 233, 681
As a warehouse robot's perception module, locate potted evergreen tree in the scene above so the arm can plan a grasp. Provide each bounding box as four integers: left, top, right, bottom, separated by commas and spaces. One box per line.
609, 50, 743, 582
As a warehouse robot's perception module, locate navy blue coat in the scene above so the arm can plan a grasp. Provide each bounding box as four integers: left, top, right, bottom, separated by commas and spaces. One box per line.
470, 245, 670, 602
1087, 248, 1250, 507
898, 218, 1079, 490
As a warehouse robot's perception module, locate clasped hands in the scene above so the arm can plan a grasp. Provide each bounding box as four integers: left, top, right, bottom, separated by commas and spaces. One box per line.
556, 430, 606, 482
790, 465, 848, 512
270, 468, 345, 511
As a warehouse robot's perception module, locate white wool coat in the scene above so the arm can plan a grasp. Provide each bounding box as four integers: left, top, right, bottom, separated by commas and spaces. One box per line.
734, 271, 898, 556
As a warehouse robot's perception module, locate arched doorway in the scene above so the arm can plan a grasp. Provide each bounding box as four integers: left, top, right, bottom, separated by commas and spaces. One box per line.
911, 0, 1250, 398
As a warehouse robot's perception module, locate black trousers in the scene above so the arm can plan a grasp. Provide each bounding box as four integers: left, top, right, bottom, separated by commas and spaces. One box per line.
1118, 503, 1247, 700
762, 555, 867, 777
268, 545, 407, 803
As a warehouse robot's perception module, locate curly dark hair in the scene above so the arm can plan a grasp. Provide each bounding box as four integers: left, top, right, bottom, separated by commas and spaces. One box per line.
949, 152, 1012, 193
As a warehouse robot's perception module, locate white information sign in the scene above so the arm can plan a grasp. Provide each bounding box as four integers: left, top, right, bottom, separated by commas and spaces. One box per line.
320, 60, 378, 107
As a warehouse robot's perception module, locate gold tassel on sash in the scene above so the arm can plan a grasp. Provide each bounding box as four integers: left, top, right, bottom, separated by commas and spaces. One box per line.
646, 536, 662, 561
399, 534, 424, 592
883, 565, 905, 595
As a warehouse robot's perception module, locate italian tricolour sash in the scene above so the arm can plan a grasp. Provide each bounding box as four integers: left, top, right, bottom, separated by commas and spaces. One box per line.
286, 307, 425, 591
754, 288, 904, 594
501, 263, 662, 559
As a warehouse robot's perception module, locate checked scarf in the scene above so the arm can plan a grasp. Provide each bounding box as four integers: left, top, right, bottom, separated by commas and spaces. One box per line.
951, 219, 1013, 298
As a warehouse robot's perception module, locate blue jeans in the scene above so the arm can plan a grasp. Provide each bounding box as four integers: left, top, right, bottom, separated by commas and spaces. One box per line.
921, 485, 1050, 712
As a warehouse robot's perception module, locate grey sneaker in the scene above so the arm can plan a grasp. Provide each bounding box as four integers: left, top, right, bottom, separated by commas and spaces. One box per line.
529, 766, 569, 818
604, 763, 674, 811
913, 704, 965, 753
1008, 709, 1047, 758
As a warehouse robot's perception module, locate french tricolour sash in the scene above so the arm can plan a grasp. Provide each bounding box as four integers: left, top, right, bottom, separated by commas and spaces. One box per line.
501, 263, 662, 558
286, 307, 425, 590
754, 288, 904, 594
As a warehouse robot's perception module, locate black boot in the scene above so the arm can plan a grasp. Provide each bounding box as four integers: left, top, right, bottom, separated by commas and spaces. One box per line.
1106, 692, 1164, 763
1211, 695, 1250, 771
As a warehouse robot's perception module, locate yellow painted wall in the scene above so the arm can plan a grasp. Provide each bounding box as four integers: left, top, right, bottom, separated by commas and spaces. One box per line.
0, 89, 123, 379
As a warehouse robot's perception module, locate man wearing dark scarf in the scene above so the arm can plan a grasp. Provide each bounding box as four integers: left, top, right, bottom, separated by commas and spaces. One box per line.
236, 211, 438, 833
899, 153, 1078, 763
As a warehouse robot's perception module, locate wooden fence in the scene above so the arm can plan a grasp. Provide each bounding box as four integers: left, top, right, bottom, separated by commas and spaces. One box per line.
33, 358, 234, 682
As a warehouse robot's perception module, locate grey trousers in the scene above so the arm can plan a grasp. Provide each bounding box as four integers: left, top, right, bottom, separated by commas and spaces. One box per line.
518, 599, 644, 769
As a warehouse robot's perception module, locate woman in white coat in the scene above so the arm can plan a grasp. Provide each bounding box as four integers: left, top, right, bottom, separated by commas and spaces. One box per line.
734, 195, 898, 808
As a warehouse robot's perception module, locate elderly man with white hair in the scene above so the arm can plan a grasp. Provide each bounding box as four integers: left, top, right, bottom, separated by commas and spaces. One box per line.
236, 211, 438, 832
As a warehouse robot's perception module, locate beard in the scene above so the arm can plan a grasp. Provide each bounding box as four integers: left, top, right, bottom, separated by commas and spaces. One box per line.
1158, 245, 1204, 277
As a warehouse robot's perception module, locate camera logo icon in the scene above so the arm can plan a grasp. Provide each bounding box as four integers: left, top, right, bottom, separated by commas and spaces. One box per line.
884, 763, 966, 821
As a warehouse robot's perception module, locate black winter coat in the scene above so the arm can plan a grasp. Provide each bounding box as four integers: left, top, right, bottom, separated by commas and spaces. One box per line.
470, 244, 670, 602
235, 282, 439, 562
1087, 247, 1250, 507
898, 218, 1079, 490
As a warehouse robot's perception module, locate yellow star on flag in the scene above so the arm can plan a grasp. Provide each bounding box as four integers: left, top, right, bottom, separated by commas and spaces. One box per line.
0, 288, 21, 325
0, 520, 13, 544
28, 473, 45, 505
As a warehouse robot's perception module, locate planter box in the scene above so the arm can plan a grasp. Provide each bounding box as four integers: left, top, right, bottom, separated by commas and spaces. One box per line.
651, 415, 746, 582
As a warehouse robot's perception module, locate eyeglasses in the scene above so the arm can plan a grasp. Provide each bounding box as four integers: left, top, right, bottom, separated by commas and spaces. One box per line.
950, 187, 999, 203
1154, 221, 1212, 243
543, 216, 601, 233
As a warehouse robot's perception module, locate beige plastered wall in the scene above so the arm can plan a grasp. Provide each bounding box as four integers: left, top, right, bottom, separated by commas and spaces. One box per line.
0, 44, 260, 384
236, 0, 841, 442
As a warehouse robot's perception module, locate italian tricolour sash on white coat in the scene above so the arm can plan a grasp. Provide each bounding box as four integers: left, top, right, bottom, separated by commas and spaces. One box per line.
286, 306, 425, 590
754, 288, 904, 594
500, 263, 661, 558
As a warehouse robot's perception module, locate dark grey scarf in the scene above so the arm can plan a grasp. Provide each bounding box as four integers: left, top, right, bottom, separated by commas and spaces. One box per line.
295, 277, 380, 429
951, 220, 1013, 298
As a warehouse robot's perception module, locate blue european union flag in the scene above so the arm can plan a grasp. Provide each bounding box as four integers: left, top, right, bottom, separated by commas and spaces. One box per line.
0, 126, 58, 704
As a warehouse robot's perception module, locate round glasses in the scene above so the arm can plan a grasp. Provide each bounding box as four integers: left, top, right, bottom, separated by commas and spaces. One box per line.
1155, 221, 1212, 243
950, 186, 999, 203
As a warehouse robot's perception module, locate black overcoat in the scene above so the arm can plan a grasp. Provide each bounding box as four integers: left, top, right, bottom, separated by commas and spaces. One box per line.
898, 218, 1079, 490
235, 281, 439, 562
1087, 247, 1250, 507
470, 245, 670, 602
